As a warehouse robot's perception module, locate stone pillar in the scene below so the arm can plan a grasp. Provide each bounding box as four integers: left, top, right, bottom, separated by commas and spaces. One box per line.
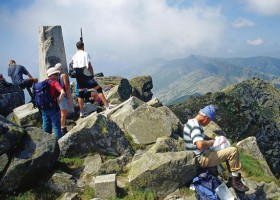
38, 26, 68, 81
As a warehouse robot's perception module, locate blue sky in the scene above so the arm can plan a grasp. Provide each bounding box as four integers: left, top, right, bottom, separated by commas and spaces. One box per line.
1, 0, 280, 81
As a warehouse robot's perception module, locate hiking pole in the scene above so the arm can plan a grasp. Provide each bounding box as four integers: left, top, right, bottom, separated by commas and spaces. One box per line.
80, 27, 83, 42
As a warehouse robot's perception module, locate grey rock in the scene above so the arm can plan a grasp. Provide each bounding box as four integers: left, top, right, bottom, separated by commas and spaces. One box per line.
13, 103, 41, 128
0, 85, 24, 117
0, 127, 60, 193
124, 104, 183, 144
129, 76, 153, 102
59, 113, 132, 157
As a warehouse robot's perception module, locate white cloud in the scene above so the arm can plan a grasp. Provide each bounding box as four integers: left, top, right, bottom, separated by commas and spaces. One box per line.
0, 0, 227, 75
246, 37, 264, 46
232, 18, 255, 28
244, 0, 280, 15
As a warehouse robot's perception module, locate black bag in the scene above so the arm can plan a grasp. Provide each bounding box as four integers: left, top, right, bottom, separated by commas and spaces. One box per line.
69, 62, 76, 78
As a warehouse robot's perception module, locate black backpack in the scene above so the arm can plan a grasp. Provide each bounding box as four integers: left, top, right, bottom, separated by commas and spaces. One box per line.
33, 80, 55, 110
68, 62, 76, 78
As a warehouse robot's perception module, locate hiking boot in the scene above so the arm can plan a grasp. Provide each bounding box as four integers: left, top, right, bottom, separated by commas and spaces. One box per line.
226, 176, 233, 188
232, 175, 249, 192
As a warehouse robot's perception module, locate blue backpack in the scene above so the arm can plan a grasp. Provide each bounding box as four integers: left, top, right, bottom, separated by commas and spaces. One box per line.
33, 80, 55, 110
192, 171, 221, 200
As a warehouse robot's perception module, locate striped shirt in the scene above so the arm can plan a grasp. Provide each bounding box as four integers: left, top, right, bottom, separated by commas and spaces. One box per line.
183, 118, 206, 158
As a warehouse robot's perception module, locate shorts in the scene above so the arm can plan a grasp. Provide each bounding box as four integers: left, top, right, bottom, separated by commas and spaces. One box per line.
58, 96, 69, 110
19, 79, 34, 89
75, 68, 99, 89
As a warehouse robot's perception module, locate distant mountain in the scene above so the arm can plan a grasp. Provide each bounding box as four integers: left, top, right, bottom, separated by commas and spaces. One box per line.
130, 55, 280, 105
168, 77, 280, 177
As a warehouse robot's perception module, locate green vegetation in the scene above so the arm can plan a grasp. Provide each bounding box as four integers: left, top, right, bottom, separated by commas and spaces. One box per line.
112, 190, 157, 200
59, 157, 84, 168
240, 153, 278, 184
80, 186, 95, 200
179, 187, 195, 197
0, 187, 58, 200
124, 131, 145, 152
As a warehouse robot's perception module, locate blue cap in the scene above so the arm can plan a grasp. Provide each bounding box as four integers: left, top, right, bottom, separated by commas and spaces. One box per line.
200, 105, 216, 120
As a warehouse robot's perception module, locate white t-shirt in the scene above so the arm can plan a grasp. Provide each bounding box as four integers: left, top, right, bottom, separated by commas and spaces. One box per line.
72, 50, 91, 69
72, 50, 92, 76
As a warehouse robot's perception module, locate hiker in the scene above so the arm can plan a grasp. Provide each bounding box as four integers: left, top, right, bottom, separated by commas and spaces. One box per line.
183, 105, 249, 192
55, 63, 72, 135
71, 40, 113, 117
7, 60, 38, 99
41, 67, 65, 139
0, 73, 12, 88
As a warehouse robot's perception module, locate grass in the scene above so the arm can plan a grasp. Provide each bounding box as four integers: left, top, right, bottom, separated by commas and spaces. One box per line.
239, 153, 278, 184
80, 186, 95, 200
58, 157, 84, 168
112, 190, 157, 200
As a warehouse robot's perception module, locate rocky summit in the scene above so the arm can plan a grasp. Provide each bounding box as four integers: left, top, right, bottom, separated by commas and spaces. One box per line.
0, 76, 280, 200
169, 77, 280, 178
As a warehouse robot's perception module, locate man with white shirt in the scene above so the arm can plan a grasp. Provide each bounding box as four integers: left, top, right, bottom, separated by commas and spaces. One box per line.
183, 105, 249, 192
71, 41, 112, 117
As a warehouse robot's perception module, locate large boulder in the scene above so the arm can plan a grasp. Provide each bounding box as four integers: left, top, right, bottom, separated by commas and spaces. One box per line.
0, 115, 26, 156
129, 76, 153, 102
13, 103, 41, 128
95, 76, 132, 104
107, 96, 145, 130
0, 127, 60, 193
123, 104, 183, 145
237, 137, 274, 177
128, 151, 198, 196
59, 113, 133, 157
0, 84, 24, 117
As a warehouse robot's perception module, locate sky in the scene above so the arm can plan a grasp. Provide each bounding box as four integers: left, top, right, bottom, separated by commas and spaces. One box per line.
1, 0, 280, 81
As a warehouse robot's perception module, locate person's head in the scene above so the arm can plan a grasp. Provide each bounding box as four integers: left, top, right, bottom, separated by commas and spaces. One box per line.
197, 105, 216, 126
0, 73, 3, 80
76, 41, 84, 50
54, 63, 63, 73
8, 60, 16, 67
47, 67, 60, 79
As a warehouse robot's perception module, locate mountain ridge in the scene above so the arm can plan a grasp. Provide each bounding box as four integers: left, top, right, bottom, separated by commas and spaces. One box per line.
129, 55, 280, 105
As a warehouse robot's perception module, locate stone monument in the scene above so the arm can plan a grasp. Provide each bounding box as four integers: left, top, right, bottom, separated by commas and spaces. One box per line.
38, 26, 68, 81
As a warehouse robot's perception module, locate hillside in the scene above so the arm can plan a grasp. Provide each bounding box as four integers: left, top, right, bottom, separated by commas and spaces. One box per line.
169, 77, 280, 178
131, 55, 280, 105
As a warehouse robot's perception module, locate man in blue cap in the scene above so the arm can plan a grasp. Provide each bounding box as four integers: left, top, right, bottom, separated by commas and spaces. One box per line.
183, 105, 249, 192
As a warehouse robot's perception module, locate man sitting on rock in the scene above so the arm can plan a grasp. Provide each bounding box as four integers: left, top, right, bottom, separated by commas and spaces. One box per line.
7, 60, 38, 99
183, 105, 249, 192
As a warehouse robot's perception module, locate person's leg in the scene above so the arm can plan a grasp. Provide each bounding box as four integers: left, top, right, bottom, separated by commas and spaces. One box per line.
58, 97, 68, 134
199, 147, 248, 192
76, 69, 87, 116
41, 110, 52, 134
49, 108, 62, 139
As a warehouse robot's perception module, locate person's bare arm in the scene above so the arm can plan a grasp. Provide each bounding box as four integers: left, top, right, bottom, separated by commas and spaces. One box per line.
57, 89, 65, 104
27, 73, 33, 79
196, 140, 215, 150
62, 74, 72, 103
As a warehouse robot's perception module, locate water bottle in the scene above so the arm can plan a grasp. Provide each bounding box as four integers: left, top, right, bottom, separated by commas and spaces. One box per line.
215, 182, 235, 200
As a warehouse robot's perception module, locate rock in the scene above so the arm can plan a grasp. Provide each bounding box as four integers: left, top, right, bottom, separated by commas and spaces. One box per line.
237, 137, 274, 177
124, 104, 183, 145
108, 96, 144, 130
13, 103, 41, 128
129, 76, 153, 102
149, 136, 185, 154
128, 151, 198, 196
0, 127, 60, 193
0, 115, 26, 156
0, 85, 24, 117
59, 113, 132, 157
147, 97, 163, 108
45, 170, 78, 195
